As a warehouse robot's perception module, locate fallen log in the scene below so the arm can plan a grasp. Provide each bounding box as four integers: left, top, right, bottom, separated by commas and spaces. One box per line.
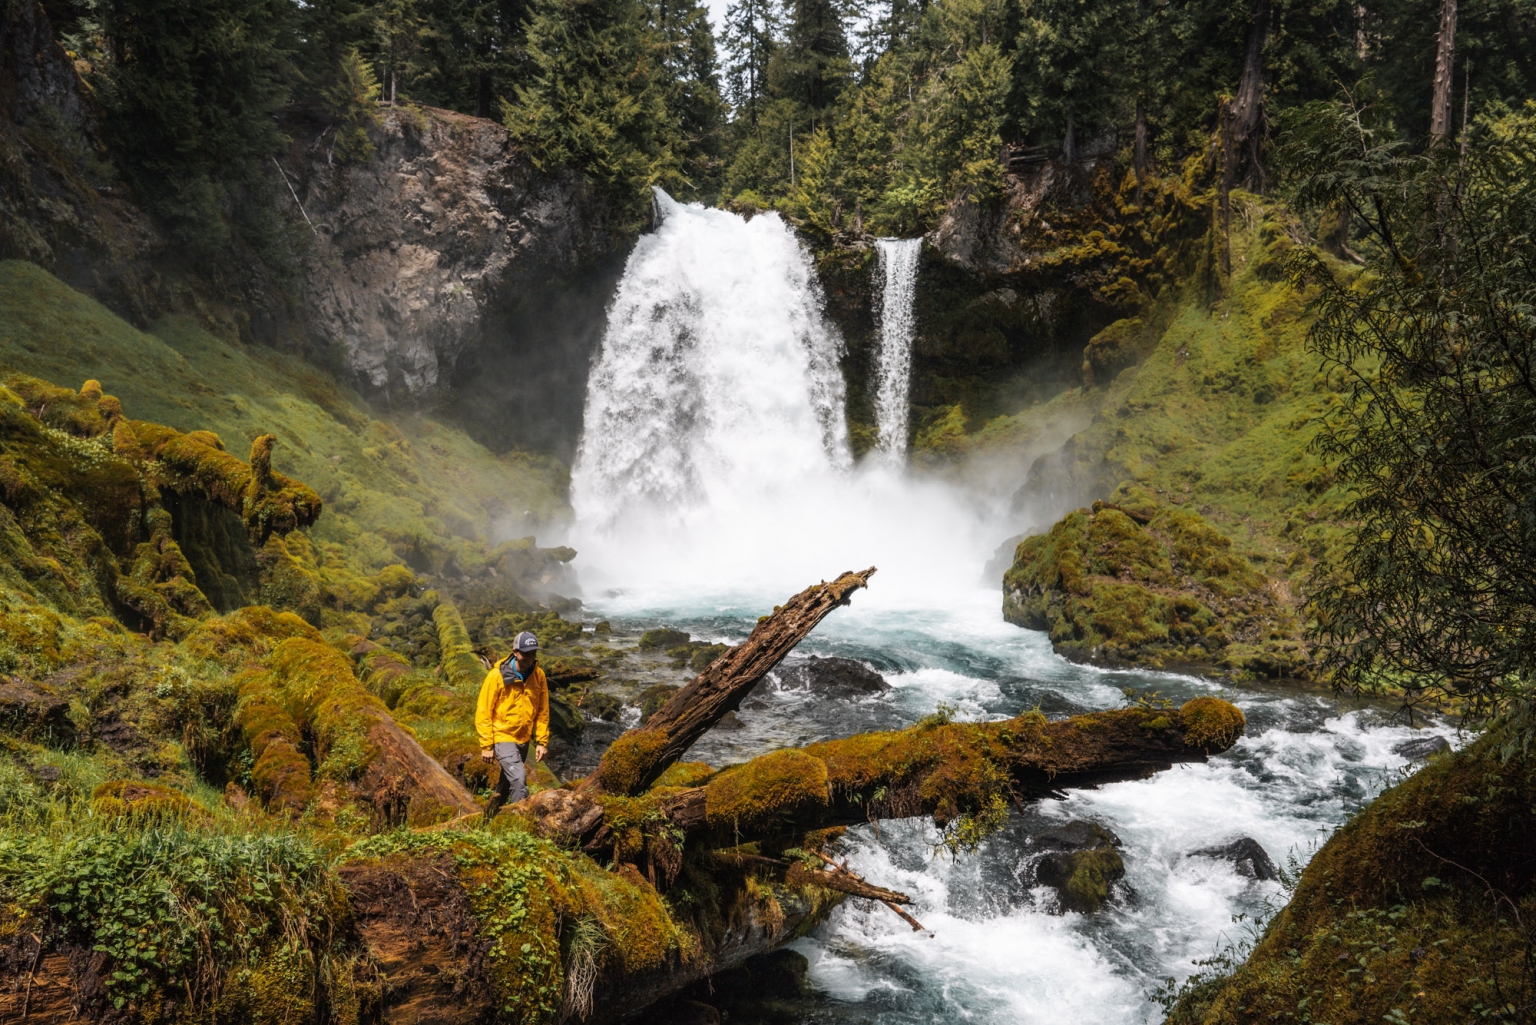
588, 568, 876, 794
524, 697, 1247, 867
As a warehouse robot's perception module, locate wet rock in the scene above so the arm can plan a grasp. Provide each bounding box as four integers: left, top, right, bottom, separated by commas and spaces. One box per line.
1036, 847, 1126, 913
774, 656, 889, 696
639, 628, 690, 650
639, 684, 680, 724
0, 676, 73, 744
1035, 820, 1122, 851
1031, 820, 1125, 913
1189, 837, 1279, 881
714, 710, 745, 731
1393, 734, 1451, 761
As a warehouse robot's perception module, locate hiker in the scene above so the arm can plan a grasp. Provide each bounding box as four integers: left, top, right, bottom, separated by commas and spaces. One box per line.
476, 630, 550, 821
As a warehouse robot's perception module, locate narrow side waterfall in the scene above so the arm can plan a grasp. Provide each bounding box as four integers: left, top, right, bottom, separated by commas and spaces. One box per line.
570, 197, 995, 604
871, 238, 923, 458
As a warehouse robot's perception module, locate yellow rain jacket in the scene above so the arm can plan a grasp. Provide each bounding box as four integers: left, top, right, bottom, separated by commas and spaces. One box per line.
475, 658, 550, 749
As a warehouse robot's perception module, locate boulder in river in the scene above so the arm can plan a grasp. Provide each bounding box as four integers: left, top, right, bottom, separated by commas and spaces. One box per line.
1189, 836, 1279, 881
1032, 820, 1125, 913
1393, 734, 1451, 761
774, 656, 889, 696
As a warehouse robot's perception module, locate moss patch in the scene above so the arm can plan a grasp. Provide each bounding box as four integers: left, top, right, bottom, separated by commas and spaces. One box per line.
1003, 488, 1308, 679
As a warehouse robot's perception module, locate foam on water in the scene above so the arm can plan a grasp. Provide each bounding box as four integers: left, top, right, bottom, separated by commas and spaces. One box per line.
568, 196, 1462, 1022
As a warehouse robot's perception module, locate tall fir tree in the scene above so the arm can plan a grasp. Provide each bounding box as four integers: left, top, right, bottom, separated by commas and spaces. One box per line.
722, 0, 780, 123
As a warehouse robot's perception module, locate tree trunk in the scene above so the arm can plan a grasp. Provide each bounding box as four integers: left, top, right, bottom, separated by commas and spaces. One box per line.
1218, 0, 1271, 282
535, 697, 1247, 857
1430, 0, 1457, 140
1134, 102, 1149, 204
586, 568, 876, 795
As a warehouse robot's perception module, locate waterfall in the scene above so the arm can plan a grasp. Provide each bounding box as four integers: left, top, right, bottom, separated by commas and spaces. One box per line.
571, 190, 850, 534
569, 196, 995, 602
871, 238, 923, 459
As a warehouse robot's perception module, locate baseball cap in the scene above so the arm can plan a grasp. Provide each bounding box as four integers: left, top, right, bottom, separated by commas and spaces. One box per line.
513, 631, 539, 653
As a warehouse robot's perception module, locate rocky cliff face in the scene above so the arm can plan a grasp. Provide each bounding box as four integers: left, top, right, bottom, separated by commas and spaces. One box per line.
1, 2, 624, 457
285, 107, 618, 405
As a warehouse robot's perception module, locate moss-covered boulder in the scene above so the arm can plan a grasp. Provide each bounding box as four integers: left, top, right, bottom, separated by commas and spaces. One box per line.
1002, 488, 1309, 679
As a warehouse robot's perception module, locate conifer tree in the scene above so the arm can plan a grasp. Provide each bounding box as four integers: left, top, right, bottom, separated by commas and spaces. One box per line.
503, 0, 679, 226
773, 0, 852, 116
722, 0, 780, 123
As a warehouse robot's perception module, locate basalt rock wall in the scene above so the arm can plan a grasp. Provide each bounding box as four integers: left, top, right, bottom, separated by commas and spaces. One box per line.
0, 1, 626, 460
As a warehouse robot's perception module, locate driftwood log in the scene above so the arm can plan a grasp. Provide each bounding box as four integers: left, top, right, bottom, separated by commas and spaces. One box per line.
586, 568, 876, 795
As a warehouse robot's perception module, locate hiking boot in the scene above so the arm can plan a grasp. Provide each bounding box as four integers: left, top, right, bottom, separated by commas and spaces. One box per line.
482, 793, 505, 823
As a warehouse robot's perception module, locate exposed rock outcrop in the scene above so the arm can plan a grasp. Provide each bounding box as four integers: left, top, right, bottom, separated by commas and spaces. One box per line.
284, 106, 616, 400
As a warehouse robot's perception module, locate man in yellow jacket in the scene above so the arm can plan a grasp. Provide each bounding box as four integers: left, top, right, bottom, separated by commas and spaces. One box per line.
476, 630, 550, 820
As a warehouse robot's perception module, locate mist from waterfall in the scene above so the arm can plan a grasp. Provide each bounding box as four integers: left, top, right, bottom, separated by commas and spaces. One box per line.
569, 193, 1001, 606
871, 238, 923, 459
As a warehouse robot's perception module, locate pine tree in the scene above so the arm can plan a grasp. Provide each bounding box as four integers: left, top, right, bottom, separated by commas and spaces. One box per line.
650, 0, 729, 197
504, 0, 679, 226
773, 0, 852, 116
94, 0, 293, 248
722, 0, 779, 123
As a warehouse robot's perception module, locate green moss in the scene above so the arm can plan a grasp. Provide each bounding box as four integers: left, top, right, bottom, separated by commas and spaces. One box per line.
638, 627, 689, 650
1003, 491, 1305, 679
433, 601, 485, 691
1037, 844, 1125, 913
704, 749, 829, 831
595, 729, 671, 795
347, 827, 691, 1024
1179, 696, 1247, 751
89, 778, 205, 820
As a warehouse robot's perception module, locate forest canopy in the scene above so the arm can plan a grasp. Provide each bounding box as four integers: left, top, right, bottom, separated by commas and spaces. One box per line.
38, 0, 1536, 241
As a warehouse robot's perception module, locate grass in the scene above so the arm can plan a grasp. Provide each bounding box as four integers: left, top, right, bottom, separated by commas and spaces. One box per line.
0, 260, 569, 579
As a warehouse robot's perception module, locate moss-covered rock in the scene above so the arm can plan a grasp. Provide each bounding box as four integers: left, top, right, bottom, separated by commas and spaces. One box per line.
1003, 487, 1308, 679
1166, 734, 1536, 1025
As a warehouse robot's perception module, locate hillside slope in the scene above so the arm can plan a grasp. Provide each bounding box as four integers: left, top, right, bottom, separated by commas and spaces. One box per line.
981, 200, 1356, 678
0, 260, 570, 594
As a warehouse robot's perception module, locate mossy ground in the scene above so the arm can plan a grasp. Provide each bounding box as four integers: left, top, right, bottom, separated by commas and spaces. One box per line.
963, 199, 1379, 683
1003, 489, 1308, 679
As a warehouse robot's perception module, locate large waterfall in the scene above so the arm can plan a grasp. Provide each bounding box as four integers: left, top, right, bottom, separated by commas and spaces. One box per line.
871, 238, 923, 458
566, 192, 1456, 1025
570, 193, 993, 604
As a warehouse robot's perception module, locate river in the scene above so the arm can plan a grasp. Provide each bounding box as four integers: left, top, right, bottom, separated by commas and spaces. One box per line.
563, 192, 1455, 1024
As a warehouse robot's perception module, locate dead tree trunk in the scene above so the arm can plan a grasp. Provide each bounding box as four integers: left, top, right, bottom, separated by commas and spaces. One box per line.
586, 568, 876, 795
1429, 0, 1457, 141
1218, 0, 1271, 281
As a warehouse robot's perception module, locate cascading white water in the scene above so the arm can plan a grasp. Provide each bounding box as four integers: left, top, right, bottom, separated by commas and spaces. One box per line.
570, 194, 997, 604
572, 189, 850, 531
568, 193, 1457, 1024
871, 238, 923, 459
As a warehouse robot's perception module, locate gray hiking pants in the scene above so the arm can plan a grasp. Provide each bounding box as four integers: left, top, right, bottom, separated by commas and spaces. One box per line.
492, 741, 530, 805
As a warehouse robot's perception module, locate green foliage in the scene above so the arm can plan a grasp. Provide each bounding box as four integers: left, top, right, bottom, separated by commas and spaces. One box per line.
1003, 491, 1309, 678
1283, 100, 1536, 731
322, 47, 383, 164
1164, 733, 1536, 1024
86, 0, 293, 250
0, 823, 346, 1012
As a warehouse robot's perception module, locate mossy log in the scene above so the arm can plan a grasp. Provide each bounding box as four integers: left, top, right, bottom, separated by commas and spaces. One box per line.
529, 697, 1247, 864
240, 635, 480, 823
589, 568, 876, 795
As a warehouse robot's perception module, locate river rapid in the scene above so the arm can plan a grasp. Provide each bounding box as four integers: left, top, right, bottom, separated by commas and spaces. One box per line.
563, 193, 1455, 1023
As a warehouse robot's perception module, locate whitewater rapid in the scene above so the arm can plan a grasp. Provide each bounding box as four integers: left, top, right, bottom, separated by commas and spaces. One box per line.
567, 194, 1452, 1023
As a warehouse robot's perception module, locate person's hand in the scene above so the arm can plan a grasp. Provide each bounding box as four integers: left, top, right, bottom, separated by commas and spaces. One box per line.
535, 744, 548, 763
480, 748, 494, 762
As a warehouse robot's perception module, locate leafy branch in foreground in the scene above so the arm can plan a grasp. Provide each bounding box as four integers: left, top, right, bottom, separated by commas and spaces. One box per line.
1282, 99, 1536, 741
